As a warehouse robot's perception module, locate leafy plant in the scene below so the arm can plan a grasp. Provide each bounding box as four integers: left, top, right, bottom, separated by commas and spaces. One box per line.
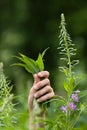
42, 13, 87, 130
13, 48, 49, 75
0, 62, 17, 129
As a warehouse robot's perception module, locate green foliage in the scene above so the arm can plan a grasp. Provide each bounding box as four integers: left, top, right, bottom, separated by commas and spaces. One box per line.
0, 10, 87, 129
0, 62, 16, 128
0, 1, 87, 130
13, 48, 49, 75
41, 13, 87, 130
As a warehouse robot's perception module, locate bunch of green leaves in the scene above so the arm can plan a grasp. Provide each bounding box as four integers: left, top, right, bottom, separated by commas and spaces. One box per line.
13, 48, 49, 75
0, 62, 17, 129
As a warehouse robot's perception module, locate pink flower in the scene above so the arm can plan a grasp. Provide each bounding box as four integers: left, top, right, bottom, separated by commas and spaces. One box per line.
71, 93, 79, 102
60, 106, 67, 112
69, 102, 77, 111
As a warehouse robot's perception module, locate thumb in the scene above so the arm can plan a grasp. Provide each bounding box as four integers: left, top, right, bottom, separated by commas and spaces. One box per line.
28, 87, 35, 111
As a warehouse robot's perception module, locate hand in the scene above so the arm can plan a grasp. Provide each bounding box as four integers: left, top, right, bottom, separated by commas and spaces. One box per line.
28, 71, 54, 111
28, 71, 54, 130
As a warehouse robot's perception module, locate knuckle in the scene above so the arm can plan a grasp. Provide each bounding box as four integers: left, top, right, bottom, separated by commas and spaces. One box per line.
41, 71, 49, 77
47, 85, 53, 92
48, 92, 54, 98
38, 81, 41, 86
51, 87, 54, 92
45, 71, 49, 76
51, 91, 55, 97
46, 85, 51, 91
45, 78, 50, 84
37, 91, 42, 97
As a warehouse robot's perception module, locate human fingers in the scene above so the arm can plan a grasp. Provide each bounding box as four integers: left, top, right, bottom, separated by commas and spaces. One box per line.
33, 71, 49, 85
37, 71, 49, 79
33, 74, 40, 84
36, 91, 54, 103
34, 85, 53, 99
33, 78, 50, 91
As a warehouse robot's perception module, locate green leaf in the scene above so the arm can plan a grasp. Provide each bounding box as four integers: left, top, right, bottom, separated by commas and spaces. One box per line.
14, 53, 40, 74
36, 53, 44, 71
20, 53, 40, 73
42, 47, 50, 58
13, 63, 36, 74
12, 52, 46, 74
63, 81, 69, 92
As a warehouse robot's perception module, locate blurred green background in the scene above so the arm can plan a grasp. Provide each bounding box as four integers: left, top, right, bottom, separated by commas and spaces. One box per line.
0, 0, 87, 129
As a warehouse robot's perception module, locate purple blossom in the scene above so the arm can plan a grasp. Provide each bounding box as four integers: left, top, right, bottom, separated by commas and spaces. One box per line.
60, 106, 67, 112
69, 102, 77, 111
71, 93, 79, 102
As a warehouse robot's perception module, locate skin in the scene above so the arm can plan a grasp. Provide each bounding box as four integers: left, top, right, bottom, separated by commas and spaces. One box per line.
28, 71, 54, 130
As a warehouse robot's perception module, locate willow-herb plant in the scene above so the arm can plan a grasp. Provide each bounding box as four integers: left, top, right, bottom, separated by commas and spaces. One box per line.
57, 13, 87, 130
42, 13, 87, 130
0, 62, 16, 129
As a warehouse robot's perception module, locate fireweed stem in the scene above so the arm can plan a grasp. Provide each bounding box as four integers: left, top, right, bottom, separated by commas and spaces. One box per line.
66, 97, 70, 130
64, 29, 72, 130
64, 32, 72, 76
